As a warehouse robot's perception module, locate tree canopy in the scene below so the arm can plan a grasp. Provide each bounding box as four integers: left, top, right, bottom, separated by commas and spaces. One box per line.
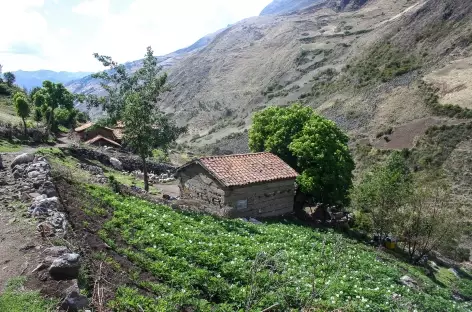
3, 72, 15, 86
351, 152, 463, 263
90, 46, 186, 191
32, 81, 75, 132
13, 92, 31, 136
249, 104, 354, 207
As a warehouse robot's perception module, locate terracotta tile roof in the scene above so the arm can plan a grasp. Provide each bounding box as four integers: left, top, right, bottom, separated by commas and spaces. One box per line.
85, 135, 121, 148
189, 152, 298, 187
74, 122, 94, 132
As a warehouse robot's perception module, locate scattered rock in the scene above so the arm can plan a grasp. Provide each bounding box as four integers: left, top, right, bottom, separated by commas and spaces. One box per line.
49, 253, 80, 280
61, 287, 89, 312
10, 153, 35, 168
77, 163, 103, 175
110, 157, 123, 171
27, 170, 40, 179
38, 181, 57, 197
427, 260, 441, 273
400, 275, 418, 289
29, 196, 61, 216
249, 218, 263, 225
13, 169, 22, 179
37, 222, 55, 237
449, 268, 460, 278
28, 192, 41, 199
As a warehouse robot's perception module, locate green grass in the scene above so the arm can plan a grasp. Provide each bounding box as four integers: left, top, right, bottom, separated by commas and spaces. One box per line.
346, 43, 420, 87
0, 277, 55, 312
0, 140, 21, 152
0, 98, 21, 124
410, 123, 472, 168
86, 185, 471, 312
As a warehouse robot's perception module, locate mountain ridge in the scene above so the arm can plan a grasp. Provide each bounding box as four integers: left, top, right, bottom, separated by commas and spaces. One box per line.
12, 70, 92, 90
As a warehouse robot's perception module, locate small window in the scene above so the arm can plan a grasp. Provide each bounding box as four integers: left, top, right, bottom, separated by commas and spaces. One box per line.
236, 199, 248, 210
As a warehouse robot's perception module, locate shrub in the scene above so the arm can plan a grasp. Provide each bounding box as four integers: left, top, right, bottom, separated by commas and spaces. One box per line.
249, 104, 354, 207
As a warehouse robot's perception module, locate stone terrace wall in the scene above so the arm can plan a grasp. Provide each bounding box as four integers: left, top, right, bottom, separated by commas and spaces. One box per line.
0, 124, 49, 143
63, 147, 176, 174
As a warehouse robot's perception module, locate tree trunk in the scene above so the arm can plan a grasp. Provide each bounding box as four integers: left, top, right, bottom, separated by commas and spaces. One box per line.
142, 156, 149, 192
22, 118, 27, 137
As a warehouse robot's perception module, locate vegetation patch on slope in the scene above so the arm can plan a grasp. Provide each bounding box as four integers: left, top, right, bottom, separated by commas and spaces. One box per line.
80, 185, 471, 312
0, 277, 56, 312
346, 43, 421, 87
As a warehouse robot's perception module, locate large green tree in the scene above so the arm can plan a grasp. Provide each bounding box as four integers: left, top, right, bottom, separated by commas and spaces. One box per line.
3, 72, 15, 86
249, 104, 355, 208
90, 46, 186, 191
13, 92, 31, 136
32, 81, 74, 133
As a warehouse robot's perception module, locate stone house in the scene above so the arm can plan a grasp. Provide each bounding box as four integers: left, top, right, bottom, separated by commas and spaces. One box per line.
85, 135, 121, 148
74, 122, 121, 148
175, 152, 299, 218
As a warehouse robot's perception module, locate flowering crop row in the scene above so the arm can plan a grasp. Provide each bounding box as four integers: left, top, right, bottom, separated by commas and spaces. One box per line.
87, 186, 470, 312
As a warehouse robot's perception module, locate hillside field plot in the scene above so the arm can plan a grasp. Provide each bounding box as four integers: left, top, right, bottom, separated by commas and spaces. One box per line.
82, 185, 471, 312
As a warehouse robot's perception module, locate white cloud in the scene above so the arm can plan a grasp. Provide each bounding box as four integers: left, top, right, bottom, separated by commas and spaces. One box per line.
2, 0, 272, 71
72, 0, 110, 17
0, 0, 49, 70
85, 0, 271, 64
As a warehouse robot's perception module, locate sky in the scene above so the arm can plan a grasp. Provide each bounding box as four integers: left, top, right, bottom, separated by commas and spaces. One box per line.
0, 0, 272, 72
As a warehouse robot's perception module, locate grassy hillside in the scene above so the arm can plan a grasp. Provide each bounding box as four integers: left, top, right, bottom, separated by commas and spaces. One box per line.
39, 146, 470, 312
63, 182, 472, 311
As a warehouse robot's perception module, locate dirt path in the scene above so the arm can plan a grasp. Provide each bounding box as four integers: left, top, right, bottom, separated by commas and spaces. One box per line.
0, 152, 43, 291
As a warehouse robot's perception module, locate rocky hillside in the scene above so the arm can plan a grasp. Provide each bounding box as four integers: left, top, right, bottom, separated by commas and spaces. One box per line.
259, 0, 325, 15
67, 0, 472, 148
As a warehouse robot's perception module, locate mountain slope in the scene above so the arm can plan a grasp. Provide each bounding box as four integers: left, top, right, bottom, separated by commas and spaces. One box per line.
12, 70, 92, 90
66, 30, 224, 118
260, 0, 325, 15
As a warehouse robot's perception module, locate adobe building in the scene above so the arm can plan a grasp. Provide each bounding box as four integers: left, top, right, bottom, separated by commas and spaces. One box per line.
175, 152, 298, 218
74, 122, 121, 148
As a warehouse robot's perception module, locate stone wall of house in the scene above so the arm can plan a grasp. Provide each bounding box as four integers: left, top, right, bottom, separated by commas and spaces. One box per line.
225, 179, 295, 218
178, 164, 226, 208
177, 163, 296, 218
63, 147, 175, 174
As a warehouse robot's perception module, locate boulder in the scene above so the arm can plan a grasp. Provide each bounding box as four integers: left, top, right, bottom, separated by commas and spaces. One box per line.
49, 253, 80, 280
60, 281, 89, 312
10, 153, 35, 168
27, 171, 40, 179
427, 261, 441, 273
400, 275, 418, 289
29, 196, 61, 216
13, 169, 23, 179
37, 222, 55, 237
0, 154, 3, 169
110, 157, 123, 171
38, 181, 57, 197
